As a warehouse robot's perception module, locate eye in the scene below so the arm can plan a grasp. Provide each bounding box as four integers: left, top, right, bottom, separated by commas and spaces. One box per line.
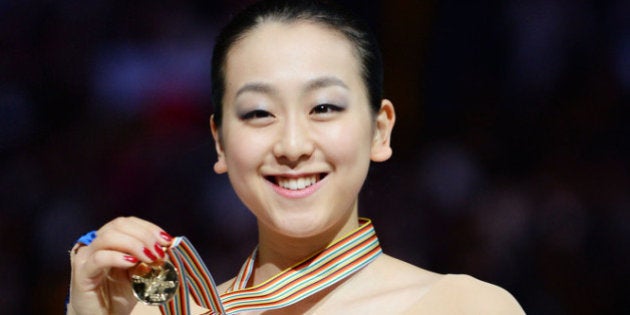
310, 104, 344, 115
240, 109, 273, 120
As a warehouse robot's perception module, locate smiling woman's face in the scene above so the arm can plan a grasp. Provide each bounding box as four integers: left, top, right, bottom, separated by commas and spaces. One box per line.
211, 21, 393, 238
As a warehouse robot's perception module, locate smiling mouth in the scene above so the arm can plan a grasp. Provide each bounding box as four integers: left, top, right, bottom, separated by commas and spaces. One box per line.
266, 173, 326, 191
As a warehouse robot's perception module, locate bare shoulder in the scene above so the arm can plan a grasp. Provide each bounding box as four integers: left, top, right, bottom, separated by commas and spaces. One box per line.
366, 254, 442, 289
405, 274, 525, 314
359, 255, 524, 314
325, 254, 442, 312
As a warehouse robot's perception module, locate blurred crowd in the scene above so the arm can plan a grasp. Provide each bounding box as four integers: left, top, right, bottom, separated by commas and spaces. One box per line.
0, 0, 628, 314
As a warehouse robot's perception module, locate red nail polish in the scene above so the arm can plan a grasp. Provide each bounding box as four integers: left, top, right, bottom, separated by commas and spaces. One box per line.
143, 247, 157, 261
123, 255, 139, 264
154, 243, 165, 258
160, 231, 173, 242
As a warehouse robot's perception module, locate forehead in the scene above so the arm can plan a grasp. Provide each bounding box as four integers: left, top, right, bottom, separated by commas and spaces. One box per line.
224, 21, 363, 90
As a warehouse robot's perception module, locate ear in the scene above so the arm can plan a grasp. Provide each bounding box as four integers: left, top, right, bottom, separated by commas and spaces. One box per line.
370, 99, 396, 162
210, 115, 228, 174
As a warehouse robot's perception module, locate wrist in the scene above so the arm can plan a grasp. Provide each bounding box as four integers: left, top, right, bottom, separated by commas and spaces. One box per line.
67, 230, 98, 315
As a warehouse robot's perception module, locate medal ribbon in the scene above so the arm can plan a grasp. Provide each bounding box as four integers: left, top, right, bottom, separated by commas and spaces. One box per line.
160, 236, 226, 314
159, 218, 381, 315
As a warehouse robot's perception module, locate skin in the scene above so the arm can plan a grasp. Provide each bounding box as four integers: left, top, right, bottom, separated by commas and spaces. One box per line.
205, 22, 445, 314
70, 20, 398, 314
210, 21, 395, 282
69, 20, 524, 315
68, 217, 173, 315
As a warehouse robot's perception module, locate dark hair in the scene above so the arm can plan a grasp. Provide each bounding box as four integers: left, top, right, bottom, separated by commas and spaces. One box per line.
211, 0, 383, 127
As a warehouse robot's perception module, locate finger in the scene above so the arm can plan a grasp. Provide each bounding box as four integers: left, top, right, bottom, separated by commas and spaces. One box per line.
79, 249, 140, 281
97, 217, 172, 259
103, 216, 174, 245
70, 250, 139, 315
108, 268, 138, 313
128, 216, 175, 249
123, 216, 174, 244
88, 228, 162, 263
121, 217, 173, 245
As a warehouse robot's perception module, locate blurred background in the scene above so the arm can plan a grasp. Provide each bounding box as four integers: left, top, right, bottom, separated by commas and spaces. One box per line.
1, 0, 628, 313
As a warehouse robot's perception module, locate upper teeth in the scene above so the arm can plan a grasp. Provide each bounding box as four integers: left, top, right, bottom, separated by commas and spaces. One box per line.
277, 175, 318, 190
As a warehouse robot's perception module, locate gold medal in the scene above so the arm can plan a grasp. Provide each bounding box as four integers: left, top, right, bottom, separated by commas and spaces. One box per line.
130, 260, 179, 305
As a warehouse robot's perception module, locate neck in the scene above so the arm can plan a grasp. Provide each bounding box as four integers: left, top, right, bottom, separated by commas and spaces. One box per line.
253, 211, 359, 286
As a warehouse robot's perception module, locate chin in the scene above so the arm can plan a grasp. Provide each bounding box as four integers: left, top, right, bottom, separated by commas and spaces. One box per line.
269, 212, 336, 238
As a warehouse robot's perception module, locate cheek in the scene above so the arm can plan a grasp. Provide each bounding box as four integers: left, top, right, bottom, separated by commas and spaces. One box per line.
223, 128, 268, 171
317, 119, 373, 164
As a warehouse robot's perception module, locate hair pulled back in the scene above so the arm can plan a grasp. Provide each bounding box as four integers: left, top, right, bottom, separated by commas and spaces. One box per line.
211, 0, 383, 127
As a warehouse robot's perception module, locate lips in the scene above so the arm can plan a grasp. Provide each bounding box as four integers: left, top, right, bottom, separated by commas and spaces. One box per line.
266, 173, 326, 191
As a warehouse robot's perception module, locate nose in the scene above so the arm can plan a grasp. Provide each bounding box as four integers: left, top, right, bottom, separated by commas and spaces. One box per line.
272, 116, 314, 167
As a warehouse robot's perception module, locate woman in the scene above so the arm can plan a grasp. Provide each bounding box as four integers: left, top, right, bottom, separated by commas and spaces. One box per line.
68, 0, 524, 314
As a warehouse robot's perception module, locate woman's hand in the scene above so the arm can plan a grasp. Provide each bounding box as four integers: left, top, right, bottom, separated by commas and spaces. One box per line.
68, 216, 173, 315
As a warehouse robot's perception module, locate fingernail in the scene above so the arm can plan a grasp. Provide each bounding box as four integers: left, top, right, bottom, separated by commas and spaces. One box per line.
160, 231, 173, 242
154, 243, 165, 258
123, 255, 139, 264
143, 247, 157, 261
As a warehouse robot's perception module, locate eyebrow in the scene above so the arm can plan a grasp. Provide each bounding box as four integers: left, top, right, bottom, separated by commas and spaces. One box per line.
234, 76, 349, 99
305, 76, 349, 91
235, 82, 278, 98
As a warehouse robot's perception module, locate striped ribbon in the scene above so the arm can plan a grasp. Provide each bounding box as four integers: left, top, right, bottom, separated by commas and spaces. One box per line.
159, 236, 226, 314
159, 218, 381, 315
